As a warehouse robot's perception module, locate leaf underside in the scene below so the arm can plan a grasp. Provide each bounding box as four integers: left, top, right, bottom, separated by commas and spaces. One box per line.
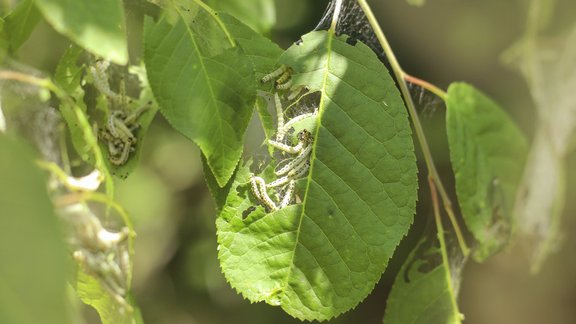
217, 31, 418, 321
144, 9, 256, 187
446, 83, 528, 261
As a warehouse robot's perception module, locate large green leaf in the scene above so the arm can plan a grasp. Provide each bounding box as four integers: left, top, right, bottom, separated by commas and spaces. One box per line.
3, 0, 41, 53
0, 135, 72, 324
446, 83, 528, 261
144, 8, 256, 187
32, 0, 127, 64
217, 31, 418, 320
384, 226, 465, 324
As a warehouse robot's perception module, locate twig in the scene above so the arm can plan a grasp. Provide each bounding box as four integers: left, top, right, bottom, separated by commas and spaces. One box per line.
356, 0, 470, 255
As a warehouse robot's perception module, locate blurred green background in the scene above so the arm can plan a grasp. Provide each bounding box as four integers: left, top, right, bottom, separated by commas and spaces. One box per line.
5, 0, 576, 323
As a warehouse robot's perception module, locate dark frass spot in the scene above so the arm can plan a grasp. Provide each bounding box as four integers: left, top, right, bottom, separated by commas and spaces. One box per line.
242, 206, 256, 220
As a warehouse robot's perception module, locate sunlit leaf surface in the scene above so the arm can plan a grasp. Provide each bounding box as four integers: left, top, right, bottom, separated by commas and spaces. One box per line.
217, 31, 418, 320
144, 8, 256, 187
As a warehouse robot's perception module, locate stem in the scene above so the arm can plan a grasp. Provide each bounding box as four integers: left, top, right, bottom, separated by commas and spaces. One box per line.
356, 0, 469, 255
429, 176, 462, 320
0, 70, 114, 199
83, 192, 135, 234
58, 123, 72, 174
404, 73, 447, 100
54, 191, 136, 268
331, 0, 344, 31
54, 191, 135, 236
0, 71, 53, 90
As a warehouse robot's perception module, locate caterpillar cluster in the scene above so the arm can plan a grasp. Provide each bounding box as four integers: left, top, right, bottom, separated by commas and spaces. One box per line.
99, 107, 148, 166
51, 170, 132, 312
64, 203, 131, 307
249, 66, 317, 212
89, 60, 149, 166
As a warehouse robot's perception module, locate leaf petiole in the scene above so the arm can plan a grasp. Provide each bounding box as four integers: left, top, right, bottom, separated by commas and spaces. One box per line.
356, 0, 470, 256
429, 175, 464, 322
404, 73, 447, 101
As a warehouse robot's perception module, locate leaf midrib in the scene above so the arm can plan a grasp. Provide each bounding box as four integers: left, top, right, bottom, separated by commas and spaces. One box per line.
280, 30, 336, 301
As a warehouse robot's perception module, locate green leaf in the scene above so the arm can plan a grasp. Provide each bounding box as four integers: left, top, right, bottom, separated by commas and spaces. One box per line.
0, 135, 72, 324
220, 13, 282, 83
217, 30, 418, 320
446, 83, 528, 261
3, 0, 41, 53
53, 47, 115, 196
53, 47, 97, 162
384, 226, 465, 324
200, 14, 283, 205
54, 45, 91, 158
158, 1, 233, 58
255, 98, 276, 141
144, 10, 256, 187
202, 153, 235, 212
219, 13, 283, 142
205, 0, 275, 34
54, 45, 85, 94
76, 271, 142, 324
32, 0, 127, 64
91, 63, 159, 179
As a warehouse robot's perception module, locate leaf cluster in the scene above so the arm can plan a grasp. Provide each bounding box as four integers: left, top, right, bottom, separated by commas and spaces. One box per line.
0, 0, 561, 323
